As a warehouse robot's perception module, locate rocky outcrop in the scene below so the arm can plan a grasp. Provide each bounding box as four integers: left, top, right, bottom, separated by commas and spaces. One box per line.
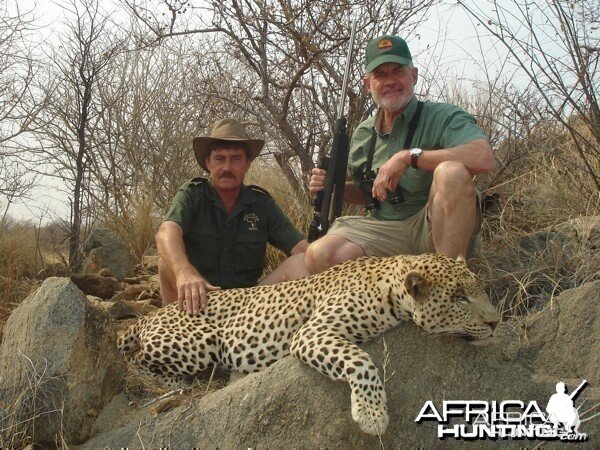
82, 227, 135, 280
79, 282, 599, 449
70, 273, 121, 299
0, 278, 123, 446
522, 280, 599, 389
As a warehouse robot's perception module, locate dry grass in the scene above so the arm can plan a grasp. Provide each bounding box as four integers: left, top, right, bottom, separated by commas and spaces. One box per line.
0, 225, 44, 341
99, 188, 161, 264
474, 144, 600, 317
0, 355, 68, 449
122, 361, 229, 414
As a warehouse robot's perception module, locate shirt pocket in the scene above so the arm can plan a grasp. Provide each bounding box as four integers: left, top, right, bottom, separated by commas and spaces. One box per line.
186, 229, 220, 270
235, 232, 267, 272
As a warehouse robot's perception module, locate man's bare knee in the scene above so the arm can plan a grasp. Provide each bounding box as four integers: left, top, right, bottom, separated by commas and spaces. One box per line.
305, 236, 365, 274
433, 161, 475, 198
305, 241, 332, 274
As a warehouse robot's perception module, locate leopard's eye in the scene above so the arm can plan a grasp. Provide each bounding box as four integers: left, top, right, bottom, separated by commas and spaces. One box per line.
452, 295, 470, 303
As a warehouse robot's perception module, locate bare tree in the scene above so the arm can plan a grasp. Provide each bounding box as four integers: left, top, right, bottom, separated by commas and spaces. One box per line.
458, 0, 600, 191
121, 0, 438, 197
0, 1, 43, 218
35, 0, 125, 270
80, 37, 218, 257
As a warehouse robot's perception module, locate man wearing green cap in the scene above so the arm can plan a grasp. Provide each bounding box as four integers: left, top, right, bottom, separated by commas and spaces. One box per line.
305, 35, 495, 273
157, 118, 309, 315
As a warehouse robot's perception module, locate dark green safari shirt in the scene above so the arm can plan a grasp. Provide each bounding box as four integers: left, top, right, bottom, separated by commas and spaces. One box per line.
163, 178, 303, 289
349, 96, 488, 220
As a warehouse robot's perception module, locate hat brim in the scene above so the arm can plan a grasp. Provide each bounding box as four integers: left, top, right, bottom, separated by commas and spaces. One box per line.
365, 55, 412, 73
193, 136, 265, 172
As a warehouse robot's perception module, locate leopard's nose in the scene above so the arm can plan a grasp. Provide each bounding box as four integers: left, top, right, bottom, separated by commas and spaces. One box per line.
486, 319, 499, 332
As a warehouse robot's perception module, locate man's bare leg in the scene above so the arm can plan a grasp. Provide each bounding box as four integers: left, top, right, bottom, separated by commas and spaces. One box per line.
304, 234, 366, 274
260, 253, 311, 285
158, 257, 178, 305
428, 161, 477, 258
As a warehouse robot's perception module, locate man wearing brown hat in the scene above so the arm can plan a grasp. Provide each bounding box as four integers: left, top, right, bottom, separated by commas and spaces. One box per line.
305, 35, 495, 273
156, 118, 309, 315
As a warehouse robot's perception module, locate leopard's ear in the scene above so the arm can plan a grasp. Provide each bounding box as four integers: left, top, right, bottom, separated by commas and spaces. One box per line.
456, 254, 467, 266
404, 271, 429, 302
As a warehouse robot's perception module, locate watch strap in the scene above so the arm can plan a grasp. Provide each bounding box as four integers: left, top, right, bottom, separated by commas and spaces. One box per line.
411, 149, 422, 169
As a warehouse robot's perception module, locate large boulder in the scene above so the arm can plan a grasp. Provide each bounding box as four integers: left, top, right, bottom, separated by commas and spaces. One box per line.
0, 278, 124, 447
521, 280, 599, 387
82, 227, 135, 280
78, 281, 599, 448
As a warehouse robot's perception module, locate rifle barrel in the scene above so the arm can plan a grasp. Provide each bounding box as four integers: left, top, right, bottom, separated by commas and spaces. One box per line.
337, 21, 357, 118
569, 379, 588, 400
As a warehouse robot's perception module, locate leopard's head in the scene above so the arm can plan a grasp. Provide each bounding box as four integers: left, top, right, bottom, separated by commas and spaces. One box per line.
403, 253, 500, 340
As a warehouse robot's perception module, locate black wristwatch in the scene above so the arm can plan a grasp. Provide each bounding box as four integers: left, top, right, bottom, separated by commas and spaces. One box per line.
410, 148, 423, 169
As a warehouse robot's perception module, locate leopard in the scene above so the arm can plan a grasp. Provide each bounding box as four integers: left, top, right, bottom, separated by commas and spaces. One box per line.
117, 253, 500, 435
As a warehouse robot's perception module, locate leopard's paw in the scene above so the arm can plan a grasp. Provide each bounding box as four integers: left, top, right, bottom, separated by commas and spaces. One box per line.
350, 388, 389, 435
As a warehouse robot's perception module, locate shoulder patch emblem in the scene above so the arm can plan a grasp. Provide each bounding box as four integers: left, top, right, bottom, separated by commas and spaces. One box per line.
243, 213, 259, 230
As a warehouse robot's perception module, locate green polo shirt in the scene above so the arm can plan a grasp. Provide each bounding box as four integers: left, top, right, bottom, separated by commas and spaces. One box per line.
163, 178, 303, 289
349, 96, 488, 220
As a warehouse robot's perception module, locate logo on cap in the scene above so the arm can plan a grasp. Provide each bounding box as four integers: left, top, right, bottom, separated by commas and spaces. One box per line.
378, 38, 393, 50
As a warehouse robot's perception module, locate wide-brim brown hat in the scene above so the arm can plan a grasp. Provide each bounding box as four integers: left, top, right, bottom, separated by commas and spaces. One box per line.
193, 118, 265, 172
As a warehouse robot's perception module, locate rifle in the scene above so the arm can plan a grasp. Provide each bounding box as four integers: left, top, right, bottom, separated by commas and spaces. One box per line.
307, 21, 357, 243
569, 380, 588, 400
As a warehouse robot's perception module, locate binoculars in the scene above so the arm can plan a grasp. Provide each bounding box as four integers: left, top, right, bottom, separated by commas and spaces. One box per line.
358, 169, 404, 211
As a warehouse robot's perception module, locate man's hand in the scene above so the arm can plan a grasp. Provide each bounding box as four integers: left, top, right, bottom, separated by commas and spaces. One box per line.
175, 268, 221, 315
372, 151, 409, 202
309, 168, 326, 195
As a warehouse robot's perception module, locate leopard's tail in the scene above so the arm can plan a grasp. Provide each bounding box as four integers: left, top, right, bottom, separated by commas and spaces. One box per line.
117, 323, 140, 356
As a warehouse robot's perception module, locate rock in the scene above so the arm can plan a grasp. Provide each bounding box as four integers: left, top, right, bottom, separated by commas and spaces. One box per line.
89, 393, 135, 439
76, 280, 599, 448
86, 296, 112, 311
36, 262, 68, 280
82, 227, 135, 280
71, 273, 121, 299
98, 268, 113, 277
0, 278, 123, 447
518, 231, 565, 253
107, 300, 159, 320
113, 283, 152, 301
551, 216, 600, 252
518, 216, 600, 260
522, 280, 599, 387
142, 255, 159, 274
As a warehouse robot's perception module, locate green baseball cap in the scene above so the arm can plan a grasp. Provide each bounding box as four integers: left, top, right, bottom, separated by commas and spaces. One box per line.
364, 35, 412, 73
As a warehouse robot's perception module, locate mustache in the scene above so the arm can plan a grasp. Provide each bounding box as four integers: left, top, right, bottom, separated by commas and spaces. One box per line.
218, 171, 236, 179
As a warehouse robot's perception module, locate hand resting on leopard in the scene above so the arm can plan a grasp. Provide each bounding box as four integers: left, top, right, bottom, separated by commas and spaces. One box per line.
118, 253, 500, 435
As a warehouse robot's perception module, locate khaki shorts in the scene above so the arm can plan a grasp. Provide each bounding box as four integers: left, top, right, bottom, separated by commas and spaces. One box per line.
328, 202, 481, 258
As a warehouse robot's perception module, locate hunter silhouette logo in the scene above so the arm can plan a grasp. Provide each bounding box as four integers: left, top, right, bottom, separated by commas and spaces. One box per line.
415, 379, 593, 441
546, 380, 586, 434
243, 213, 259, 230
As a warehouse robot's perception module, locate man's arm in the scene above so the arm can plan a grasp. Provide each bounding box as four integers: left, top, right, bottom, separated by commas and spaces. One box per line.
402, 139, 495, 175
372, 139, 495, 201
156, 220, 220, 315
290, 239, 309, 254
309, 169, 365, 205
